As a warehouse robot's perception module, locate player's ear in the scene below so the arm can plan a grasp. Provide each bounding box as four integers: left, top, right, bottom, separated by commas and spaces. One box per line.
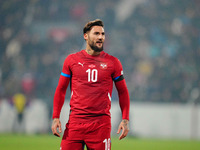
84, 33, 88, 41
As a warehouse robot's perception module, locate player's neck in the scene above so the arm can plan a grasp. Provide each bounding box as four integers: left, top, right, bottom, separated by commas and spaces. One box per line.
85, 48, 101, 56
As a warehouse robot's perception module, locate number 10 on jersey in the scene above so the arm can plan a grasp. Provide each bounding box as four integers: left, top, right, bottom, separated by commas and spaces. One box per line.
86, 69, 98, 82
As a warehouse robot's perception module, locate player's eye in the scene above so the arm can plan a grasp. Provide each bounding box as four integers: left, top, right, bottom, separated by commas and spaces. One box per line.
94, 32, 99, 35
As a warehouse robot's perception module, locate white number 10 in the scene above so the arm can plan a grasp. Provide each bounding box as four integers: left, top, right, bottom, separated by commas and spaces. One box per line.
86, 69, 98, 82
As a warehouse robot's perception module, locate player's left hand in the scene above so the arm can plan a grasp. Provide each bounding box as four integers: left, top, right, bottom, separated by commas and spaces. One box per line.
51, 118, 62, 137
117, 119, 129, 140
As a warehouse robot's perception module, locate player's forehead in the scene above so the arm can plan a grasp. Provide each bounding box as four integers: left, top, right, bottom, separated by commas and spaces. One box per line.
90, 26, 104, 33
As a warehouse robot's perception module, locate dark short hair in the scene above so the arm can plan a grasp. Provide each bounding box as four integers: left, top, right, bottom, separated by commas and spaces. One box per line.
83, 19, 104, 34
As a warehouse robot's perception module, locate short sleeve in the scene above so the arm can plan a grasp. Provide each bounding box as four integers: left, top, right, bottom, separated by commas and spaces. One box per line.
112, 57, 123, 81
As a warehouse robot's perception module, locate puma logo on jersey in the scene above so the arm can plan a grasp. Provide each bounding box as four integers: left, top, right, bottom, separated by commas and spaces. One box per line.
78, 62, 84, 67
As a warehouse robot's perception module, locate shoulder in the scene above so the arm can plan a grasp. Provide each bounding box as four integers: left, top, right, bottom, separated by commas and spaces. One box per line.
63, 51, 80, 66
103, 52, 121, 64
64, 50, 82, 61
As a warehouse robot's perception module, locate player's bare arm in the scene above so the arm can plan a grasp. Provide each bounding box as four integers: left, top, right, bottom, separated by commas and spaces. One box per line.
117, 119, 129, 140
51, 118, 62, 137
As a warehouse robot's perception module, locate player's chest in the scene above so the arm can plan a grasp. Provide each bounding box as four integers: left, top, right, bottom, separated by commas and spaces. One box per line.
70, 60, 113, 82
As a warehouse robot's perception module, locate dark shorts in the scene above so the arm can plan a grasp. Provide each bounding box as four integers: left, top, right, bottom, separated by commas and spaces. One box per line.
60, 118, 111, 150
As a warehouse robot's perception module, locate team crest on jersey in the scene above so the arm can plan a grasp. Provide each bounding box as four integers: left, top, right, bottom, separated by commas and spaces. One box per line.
88, 64, 96, 68
100, 62, 108, 69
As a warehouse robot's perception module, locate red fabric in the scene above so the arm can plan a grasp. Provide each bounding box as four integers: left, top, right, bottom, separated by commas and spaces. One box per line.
52, 75, 70, 119
58, 50, 123, 123
52, 50, 130, 122
115, 79, 130, 120
61, 117, 111, 150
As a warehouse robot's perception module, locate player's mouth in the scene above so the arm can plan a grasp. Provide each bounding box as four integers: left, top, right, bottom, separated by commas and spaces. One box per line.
96, 41, 103, 46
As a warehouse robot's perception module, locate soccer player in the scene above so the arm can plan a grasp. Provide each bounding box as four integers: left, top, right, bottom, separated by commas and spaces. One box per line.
51, 19, 130, 150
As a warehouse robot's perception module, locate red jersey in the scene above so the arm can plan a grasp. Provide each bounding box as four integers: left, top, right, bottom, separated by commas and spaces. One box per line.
53, 50, 130, 123
61, 50, 123, 122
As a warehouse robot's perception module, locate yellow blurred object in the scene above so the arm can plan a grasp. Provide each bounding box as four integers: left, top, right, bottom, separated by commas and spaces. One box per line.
137, 61, 153, 76
13, 93, 26, 113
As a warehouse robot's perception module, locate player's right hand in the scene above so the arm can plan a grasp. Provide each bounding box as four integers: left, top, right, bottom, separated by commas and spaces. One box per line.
51, 118, 62, 137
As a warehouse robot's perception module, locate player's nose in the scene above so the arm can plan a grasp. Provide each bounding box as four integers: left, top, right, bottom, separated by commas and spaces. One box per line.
97, 34, 104, 41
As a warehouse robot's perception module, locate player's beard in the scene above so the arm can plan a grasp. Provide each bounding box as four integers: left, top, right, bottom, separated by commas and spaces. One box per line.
88, 37, 104, 52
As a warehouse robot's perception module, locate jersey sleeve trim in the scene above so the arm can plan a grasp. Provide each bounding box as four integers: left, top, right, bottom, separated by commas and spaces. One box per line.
113, 75, 124, 82
61, 72, 71, 78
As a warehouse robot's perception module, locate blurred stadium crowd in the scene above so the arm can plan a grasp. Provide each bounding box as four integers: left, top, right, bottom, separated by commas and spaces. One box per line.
0, 0, 200, 109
